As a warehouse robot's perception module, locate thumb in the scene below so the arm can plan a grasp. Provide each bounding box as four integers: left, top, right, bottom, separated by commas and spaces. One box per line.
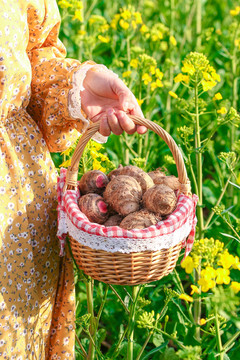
112, 78, 134, 112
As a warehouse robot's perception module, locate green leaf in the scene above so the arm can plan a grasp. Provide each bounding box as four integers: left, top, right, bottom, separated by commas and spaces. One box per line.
152, 332, 164, 347
159, 347, 179, 360
141, 341, 168, 360
220, 233, 240, 243
229, 181, 240, 190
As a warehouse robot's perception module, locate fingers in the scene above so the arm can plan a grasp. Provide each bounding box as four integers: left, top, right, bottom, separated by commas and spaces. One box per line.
137, 125, 148, 134
99, 116, 111, 137
98, 109, 139, 136
107, 109, 123, 135
116, 110, 137, 135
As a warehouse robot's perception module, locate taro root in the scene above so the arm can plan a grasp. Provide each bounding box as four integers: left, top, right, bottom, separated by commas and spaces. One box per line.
117, 165, 154, 194
78, 193, 109, 224
103, 175, 142, 216
142, 184, 177, 216
120, 209, 161, 230
148, 169, 166, 183
152, 175, 180, 191
108, 164, 123, 180
79, 170, 109, 195
104, 214, 123, 227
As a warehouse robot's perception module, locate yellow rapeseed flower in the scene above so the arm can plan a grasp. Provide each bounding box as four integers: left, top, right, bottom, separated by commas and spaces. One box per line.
201, 79, 216, 91
202, 266, 216, 280
121, 9, 132, 20
230, 6, 240, 16
155, 68, 163, 80
231, 281, 240, 293
218, 251, 236, 268
169, 91, 178, 99
150, 66, 156, 75
98, 35, 110, 43
174, 73, 189, 84
199, 318, 206, 325
137, 98, 144, 106
110, 14, 120, 30
181, 256, 194, 274
93, 159, 101, 170
181, 61, 195, 75
203, 71, 212, 81
134, 12, 142, 24
119, 19, 129, 30
142, 73, 152, 85
179, 294, 193, 302
198, 277, 215, 292
211, 72, 221, 82
216, 29, 222, 35
151, 79, 163, 91
174, 73, 183, 83
140, 24, 149, 33
151, 34, 158, 42
190, 284, 200, 295
100, 24, 110, 33
92, 142, 102, 151
73, 10, 83, 22
213, 93, 223, 101
170, 35, 177, 46
59, 159, 72, 168
58, 0, 72, 9
217, 107, 227, 115
130, 59, 139, 69
232, 256, 240, 270
216, 268, 230, 285
78, 30, 86, 36
131, 20, 137, 29
122, 70, 132, 78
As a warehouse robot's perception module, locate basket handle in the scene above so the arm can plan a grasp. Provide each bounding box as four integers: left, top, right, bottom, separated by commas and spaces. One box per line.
63, 115, 191, 195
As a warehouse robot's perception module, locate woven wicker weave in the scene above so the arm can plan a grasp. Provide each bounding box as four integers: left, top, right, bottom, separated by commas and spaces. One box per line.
64, 115, 191, 285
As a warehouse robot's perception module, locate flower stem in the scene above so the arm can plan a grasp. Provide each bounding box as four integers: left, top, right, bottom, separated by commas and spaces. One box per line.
204, 174, 231, 230
214, 307, 224, 360
196, 0, 202, 49
86, 277, 96, 360
195, 85, 204, 239
109, 285, 130, 314
127, 286, 140, 360
165, 0, 175, 133
194, 84, 203, 340
75, 334, 88, 359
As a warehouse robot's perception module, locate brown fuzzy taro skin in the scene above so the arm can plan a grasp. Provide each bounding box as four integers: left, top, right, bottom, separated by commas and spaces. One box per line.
78, 193, 109, 224
108, 164, 123, 180
152, 175, 180, 191
142, 184, 177, 216
120, 209, 161, 230
117, 165, 154, 194
148, 169, 166, 183
104, 214, 123, 227
79, 170, 109, 195
103, 175, 142, 216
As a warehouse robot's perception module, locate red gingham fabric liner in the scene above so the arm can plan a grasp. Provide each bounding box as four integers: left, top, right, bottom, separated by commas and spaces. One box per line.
57, 168, 198, 258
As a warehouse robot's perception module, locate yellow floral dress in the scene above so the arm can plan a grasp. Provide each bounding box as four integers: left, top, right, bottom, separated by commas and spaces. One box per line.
0, 0, 89, 358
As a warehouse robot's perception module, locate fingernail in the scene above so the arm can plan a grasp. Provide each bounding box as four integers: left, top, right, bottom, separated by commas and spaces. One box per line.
123, 101, 129, 111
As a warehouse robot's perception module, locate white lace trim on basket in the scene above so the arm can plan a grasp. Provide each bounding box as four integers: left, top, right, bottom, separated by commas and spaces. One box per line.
66, 216, 193, 253
68, 63, 114, 144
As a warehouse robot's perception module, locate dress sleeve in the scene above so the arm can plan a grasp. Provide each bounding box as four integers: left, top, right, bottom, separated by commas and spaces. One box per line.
27, 0, 94, 152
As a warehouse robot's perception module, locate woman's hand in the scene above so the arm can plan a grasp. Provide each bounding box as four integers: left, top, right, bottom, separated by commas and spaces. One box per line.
80, 66, 147, 136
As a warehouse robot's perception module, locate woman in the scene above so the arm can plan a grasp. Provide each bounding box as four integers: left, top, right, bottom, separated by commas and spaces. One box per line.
0, 0, 146, 358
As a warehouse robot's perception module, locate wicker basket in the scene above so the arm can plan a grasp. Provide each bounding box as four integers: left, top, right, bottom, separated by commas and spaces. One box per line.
63, 115, 192, 285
